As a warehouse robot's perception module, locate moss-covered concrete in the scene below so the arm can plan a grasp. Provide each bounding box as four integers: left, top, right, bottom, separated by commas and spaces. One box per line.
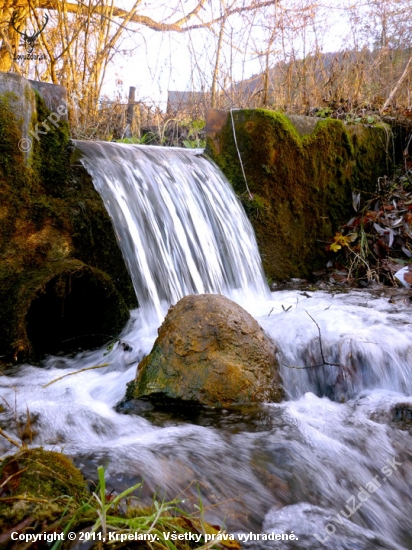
0, 76, 136, 363
207, 109, 390, 280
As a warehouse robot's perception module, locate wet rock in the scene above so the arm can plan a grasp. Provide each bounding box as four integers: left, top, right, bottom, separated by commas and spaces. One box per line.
129, 294, 283, 407
239, 502, 403, 550
392, 403, 412, 433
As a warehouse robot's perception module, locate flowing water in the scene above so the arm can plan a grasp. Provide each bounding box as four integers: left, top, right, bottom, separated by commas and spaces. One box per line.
1, 143, 411, 549
73, 141, 269, 324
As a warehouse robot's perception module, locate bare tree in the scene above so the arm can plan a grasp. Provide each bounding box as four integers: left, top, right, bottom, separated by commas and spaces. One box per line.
3, 0, 412, 134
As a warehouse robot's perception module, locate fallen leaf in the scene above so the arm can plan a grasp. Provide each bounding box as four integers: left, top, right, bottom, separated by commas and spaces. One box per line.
0, 460, 22, 496
180, 517, 241, 549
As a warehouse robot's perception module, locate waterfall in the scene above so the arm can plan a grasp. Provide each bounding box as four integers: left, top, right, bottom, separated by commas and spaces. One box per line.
1, 141, 411, 549
74, 141, 269, 323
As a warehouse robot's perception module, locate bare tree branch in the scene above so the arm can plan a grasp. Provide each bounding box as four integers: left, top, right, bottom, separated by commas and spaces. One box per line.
0, 0, 280, 32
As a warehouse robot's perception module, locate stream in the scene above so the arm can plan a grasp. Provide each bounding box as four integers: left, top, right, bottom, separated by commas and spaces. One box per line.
1, 142, 411, 549
1, 289, 411, 549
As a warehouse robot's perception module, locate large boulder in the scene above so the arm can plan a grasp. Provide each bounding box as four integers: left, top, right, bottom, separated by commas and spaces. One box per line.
129, 294, 283, 407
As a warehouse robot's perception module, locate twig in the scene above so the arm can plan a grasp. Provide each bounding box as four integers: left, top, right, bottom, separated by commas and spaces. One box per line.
42, 363, 109, 387
283, 363, 338, 370
381, 50, 412, 113
283, 311, 341, 370
305, 311, 340, 366
0, 468, 27, 489
0, 395, 12, 410
0, 427, 22, 449
0, 496, 49, 503
230, 108, 253, 200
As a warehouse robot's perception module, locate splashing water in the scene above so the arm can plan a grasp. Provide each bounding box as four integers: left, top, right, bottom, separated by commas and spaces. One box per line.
1, 143, 411, 548
1, 291, 412, 547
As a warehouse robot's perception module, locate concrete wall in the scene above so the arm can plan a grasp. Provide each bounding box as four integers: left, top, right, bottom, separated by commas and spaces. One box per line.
206, 108, 391, 280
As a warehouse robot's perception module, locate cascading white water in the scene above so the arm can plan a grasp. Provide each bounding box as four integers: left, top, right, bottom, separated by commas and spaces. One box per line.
255, 290, 412, 400
1, 143, 411, 549
74, 141, 269, 323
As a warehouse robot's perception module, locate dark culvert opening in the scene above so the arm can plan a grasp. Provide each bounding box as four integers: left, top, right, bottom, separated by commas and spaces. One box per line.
26, 267, 129, 357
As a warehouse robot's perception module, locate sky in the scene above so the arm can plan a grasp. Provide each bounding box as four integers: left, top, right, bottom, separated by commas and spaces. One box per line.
100, 1, 353, 109
12, 0, 354, 109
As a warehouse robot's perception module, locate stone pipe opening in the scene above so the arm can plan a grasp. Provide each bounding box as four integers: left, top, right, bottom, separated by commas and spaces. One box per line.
25, 265, 129, 357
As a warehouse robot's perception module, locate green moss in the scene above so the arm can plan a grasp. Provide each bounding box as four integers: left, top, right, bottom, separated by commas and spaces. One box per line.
67, 167, 138, 308
32, 91, 71, 196
0, 93, 26, 180
0, 448, 89, 533
241, 193, 270, 221
0, 86, 136, 363
208, 109, 389, 280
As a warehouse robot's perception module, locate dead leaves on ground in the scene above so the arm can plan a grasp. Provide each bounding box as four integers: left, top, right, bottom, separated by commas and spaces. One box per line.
326, 175, 412, 285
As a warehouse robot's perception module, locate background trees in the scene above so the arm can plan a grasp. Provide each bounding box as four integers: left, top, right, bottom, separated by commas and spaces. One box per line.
1, 0, 411, 139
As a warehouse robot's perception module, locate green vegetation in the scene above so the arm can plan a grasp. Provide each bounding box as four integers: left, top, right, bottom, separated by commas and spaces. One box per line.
0, 448, 90, 535
116, 132, 158, 145
207, 109, 389, 281
0, 87, 136, 363
182, 139, 206, 149
0, 447, 236, 550
182, 119, 206, 149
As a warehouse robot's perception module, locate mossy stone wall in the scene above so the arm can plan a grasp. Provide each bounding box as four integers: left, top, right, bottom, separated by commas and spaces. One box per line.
207, 109, 390, 281
0, 73, 136, 363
